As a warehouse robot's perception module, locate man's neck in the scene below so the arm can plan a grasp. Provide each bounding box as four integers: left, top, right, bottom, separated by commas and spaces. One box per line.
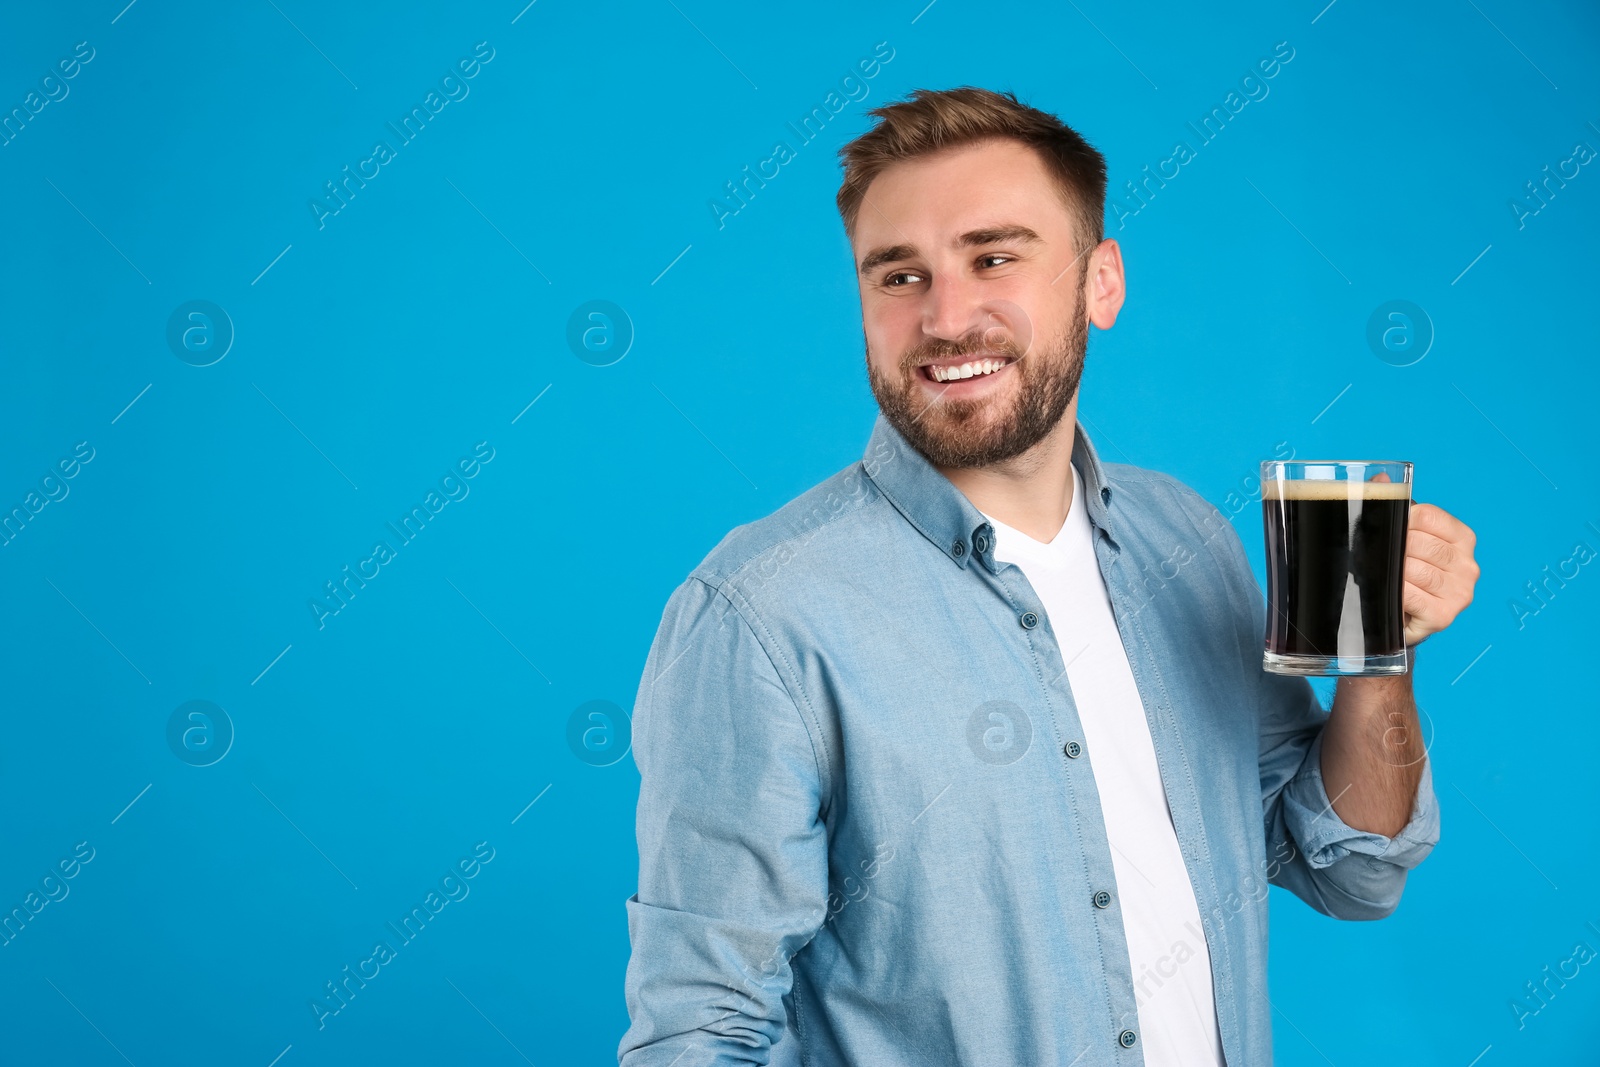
934, 399, 1080, 545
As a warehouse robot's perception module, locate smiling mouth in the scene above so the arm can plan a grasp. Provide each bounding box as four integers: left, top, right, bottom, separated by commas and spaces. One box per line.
919, 355, 1017, 383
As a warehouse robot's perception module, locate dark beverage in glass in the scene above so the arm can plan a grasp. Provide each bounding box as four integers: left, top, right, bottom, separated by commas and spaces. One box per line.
1261, 461, 1412, 676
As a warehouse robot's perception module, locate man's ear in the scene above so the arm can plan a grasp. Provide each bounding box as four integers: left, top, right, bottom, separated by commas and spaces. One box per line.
1086, 239, 1126, 331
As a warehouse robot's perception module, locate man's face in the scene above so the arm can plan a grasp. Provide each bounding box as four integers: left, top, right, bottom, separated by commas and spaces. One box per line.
852, 138, 1102, 469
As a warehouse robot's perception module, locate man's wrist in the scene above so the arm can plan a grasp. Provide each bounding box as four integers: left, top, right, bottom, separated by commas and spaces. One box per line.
1337, 670, 1414, 697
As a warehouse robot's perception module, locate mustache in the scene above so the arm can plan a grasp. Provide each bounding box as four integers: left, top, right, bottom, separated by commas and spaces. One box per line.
902, 329, 1027, 372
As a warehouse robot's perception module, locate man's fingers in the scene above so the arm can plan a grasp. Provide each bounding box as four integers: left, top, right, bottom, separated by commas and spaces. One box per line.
1402, 581, 1446, 621
1404, 555, 1450, 597
1407, 529, 1458, 571
1410, 502, 1476, 548
1393, 501, 1477, 644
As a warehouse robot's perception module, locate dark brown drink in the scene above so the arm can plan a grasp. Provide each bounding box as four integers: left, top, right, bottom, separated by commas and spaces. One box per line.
1262, 477, 1410, 674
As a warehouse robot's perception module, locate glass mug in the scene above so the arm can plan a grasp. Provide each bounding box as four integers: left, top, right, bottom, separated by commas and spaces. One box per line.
1260, 460, 1412, 676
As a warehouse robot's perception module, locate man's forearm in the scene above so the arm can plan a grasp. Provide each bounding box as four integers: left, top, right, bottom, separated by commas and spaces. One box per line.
1320, 658, 1427, 838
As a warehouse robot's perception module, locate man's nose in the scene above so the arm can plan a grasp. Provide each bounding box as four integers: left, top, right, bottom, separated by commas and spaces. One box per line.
920, 272, 986, 343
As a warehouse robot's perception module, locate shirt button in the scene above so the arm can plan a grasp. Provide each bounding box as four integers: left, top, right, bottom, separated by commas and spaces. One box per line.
1119, 1029, 1138, 1048
974, 534, 988, 553
1093, 890, 1112, 909
1019, 611, 1039, 629
1064, 740, 1082, 759
952, 540, 965, 557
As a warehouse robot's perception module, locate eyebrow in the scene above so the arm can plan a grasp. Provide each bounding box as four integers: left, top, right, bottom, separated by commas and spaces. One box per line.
857, 225, 1044, 277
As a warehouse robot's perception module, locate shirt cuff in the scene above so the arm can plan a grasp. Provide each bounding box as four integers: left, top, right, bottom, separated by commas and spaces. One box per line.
1280, 725, 1441, 871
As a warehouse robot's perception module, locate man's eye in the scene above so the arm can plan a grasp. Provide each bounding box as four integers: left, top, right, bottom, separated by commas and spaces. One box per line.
978, 254, 1012, 268
885, 271, 925, 287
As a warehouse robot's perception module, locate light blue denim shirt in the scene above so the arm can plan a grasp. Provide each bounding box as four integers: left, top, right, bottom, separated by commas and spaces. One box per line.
619, 413, 1440, 1066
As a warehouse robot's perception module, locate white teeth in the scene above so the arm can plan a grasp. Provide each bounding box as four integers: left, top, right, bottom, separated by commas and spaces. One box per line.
931, 359, 1008, 382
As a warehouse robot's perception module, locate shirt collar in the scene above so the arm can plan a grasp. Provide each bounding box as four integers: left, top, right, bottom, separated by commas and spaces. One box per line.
860, 411, 1119, 572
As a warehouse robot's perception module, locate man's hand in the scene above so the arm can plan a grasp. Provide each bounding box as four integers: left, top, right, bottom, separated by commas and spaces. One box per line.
1402, 501, 1479, 647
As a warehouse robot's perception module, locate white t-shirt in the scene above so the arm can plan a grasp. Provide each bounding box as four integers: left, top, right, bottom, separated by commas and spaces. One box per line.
979, 462, 1224, 1067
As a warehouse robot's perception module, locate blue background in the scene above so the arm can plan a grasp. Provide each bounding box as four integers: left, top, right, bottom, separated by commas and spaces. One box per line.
2, 0, 1596, 1063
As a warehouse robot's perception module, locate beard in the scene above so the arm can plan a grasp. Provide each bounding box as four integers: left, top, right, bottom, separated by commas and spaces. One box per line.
866, 283, 1089, 471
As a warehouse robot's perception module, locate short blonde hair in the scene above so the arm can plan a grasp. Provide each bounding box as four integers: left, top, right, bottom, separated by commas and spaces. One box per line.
836, 86, 1108, 257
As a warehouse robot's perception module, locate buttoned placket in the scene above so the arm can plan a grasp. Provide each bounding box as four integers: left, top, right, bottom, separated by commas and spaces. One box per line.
1090, 507, 1235, 1062
966, 513, 1146, 1056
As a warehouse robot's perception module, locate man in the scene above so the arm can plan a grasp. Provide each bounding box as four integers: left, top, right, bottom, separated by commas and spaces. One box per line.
619, 87, 1478, 1065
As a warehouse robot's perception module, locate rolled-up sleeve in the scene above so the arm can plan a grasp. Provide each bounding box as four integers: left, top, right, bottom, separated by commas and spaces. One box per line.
619, 575, 829, 1066
1279, 725, 1439, 871
1202, 491, 1442, 920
